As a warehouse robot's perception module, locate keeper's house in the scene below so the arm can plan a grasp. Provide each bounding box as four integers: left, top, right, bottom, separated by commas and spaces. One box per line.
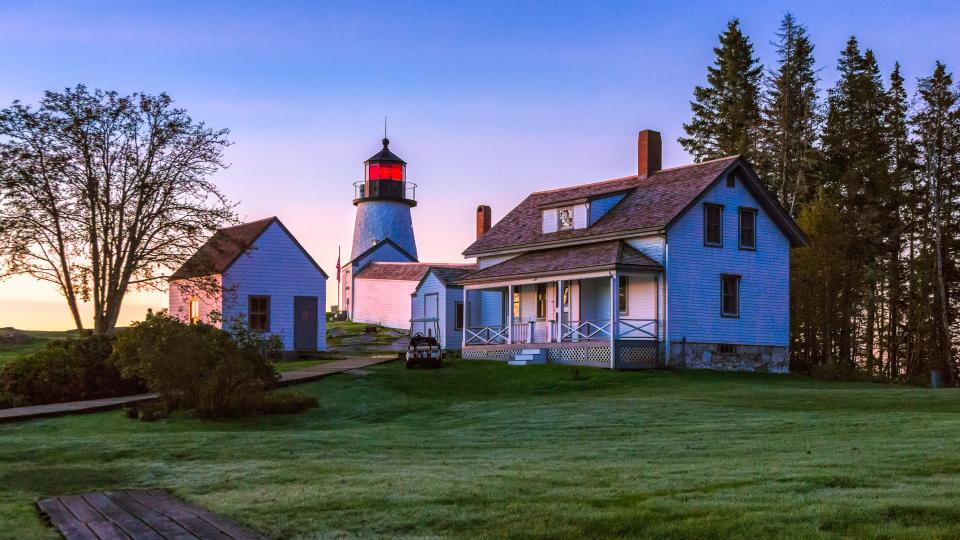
169, 217, 328, 353
457, 130, 806, 372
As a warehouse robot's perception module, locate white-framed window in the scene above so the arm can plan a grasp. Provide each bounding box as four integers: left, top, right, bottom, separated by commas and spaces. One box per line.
557, 206, 575, 230
189, 297, 200, 324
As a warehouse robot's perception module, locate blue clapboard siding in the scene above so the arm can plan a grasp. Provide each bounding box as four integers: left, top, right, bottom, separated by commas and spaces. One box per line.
666, 174, 790, 346
411, 272, 464, 349
625, 235, 665, 264
588, 193, 626, 226
468, 289, 504, 327
221, 222, 327, 351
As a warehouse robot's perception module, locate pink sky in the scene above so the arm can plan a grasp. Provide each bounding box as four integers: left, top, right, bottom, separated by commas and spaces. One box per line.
1, 1, 958, 330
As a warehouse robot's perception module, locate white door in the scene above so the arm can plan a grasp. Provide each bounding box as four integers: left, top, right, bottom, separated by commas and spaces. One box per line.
424, 293, 439, 338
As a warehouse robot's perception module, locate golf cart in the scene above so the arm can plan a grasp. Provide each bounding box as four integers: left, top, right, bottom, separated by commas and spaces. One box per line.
406, 317, 443, 369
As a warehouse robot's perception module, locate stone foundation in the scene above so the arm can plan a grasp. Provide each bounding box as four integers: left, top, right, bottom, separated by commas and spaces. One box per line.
667, 341, 788, 373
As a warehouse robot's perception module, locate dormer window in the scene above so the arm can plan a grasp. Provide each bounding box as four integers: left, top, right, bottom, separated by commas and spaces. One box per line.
558, 207, 575, 230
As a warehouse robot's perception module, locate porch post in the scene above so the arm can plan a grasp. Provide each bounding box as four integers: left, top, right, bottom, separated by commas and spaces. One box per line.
507, 284, 514, 344
610, 272, 620, 370
556, 279, 565, 343
462, 287, 468, 349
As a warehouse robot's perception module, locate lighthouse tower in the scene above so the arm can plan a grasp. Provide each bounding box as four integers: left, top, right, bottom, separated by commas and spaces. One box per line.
350, 138, 418, 261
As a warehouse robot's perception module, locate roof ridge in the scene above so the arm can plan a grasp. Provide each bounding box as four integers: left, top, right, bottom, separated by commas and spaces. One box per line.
652, 155, 740, 175
221, 216, 276, 231
526, 155, 740, 197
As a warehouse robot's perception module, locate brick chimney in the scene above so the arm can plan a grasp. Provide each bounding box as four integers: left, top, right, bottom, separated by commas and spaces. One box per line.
638, 130, 662, 178
476, 205, 491, 239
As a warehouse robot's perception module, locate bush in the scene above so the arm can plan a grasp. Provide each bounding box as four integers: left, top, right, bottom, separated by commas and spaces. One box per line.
258, 391, 318, 415
0, 334, 145, 407
112, 311, 280, 419
124, 400, 169, 422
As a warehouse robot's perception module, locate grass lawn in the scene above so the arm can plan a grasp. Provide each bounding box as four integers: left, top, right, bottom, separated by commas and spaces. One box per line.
0, 330, 75, 369
1, 361, 959, 539
272, 358, 343, 373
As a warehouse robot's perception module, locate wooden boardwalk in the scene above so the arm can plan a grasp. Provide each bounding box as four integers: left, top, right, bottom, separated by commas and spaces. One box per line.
0, 356, 395, 423
277, 355, 396, 386
38, 489, 264, 539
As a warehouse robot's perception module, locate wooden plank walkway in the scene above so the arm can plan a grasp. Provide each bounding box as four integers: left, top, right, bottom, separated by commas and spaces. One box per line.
277, 355, 396, 386
0, 394, 159, 423
38, 489, 265, 539
0, 356, 395, 423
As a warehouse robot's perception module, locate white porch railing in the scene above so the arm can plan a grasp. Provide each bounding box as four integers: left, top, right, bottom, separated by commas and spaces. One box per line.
618, 319, 658, 340
555, 319, 658, 342
465, 325, 508, 345
558, 320, 612, 341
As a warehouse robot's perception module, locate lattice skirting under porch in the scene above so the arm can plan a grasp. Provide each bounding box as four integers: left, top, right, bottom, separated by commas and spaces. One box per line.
618, 343, 659, 369
548, 346, 611, 367
462, 348, 513, 362
462, 341, 660, 369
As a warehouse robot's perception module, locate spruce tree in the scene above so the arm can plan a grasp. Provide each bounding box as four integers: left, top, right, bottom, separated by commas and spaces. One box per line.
758, 13, 819, 215
912, 62, 960, 382
679, 19, 763, 162
820, 37, 891, 371
882, 63, 915, 378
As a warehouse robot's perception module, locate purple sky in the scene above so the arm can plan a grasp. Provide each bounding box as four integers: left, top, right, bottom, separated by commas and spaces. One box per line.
1, 0, 958, 329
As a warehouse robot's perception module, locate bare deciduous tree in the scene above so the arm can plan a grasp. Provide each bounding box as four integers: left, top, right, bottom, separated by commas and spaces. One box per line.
0, 85, 235, 334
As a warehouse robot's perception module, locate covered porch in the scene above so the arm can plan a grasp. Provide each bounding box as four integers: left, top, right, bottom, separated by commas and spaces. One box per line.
458, 241, 663, 369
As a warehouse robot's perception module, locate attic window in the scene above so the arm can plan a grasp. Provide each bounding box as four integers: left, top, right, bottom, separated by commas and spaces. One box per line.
726, 175, 736, 188
557, 207, 575, 230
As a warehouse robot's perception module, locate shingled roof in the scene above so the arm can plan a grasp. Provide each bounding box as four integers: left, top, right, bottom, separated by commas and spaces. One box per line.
171, 217, 327, 280
458, 241, 660, 284
356, 262, 475, 282
462, 156, 805, 256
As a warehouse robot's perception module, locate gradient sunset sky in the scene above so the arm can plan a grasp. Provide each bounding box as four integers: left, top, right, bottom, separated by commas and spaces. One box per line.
1, 0, 958, 330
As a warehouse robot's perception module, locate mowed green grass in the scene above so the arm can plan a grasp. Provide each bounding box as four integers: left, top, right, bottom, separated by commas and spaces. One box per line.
1, 361, 959, 539
0, 330, 75, 368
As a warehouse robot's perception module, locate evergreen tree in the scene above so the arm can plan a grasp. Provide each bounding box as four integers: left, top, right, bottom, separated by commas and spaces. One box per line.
680, 19, 763, 162
881, 63, 915, 378
820, 37, 891, 370
758, 13, 820, 215
911, 62, 960, 382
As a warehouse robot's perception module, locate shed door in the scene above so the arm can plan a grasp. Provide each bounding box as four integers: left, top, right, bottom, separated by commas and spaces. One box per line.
294, 296, 318, 351
424, 293, 439, 337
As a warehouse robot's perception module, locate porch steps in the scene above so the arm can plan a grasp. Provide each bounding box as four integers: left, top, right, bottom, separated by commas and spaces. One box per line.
509, 349, 546, 366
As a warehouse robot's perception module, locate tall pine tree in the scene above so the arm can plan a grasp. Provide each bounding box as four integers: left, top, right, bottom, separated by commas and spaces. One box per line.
820, 37, 891, 371
680, 19, 763, 162
881, 63, 915, 378
758, 13, 819, 215
912, 62, 960, 382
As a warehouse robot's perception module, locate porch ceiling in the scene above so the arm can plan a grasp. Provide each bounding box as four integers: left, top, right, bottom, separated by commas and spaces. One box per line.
457, 240, 661, 286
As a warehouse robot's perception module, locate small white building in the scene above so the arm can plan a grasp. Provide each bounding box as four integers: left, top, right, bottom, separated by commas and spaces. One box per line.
409, 265, 477, 349
350, 260, 474, 330
169, 217, 328, 353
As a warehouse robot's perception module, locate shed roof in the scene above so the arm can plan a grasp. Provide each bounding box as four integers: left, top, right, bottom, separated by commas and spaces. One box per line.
171, 217, 327, 280
356, 262, 475, 282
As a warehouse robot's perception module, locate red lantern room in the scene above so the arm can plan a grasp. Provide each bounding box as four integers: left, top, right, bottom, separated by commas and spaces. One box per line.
354, 137, 416, 206
365, 138, 405, 181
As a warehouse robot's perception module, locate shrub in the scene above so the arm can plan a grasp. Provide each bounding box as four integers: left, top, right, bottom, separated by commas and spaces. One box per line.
112, 311, 280, 419
258, 391, 318, 415
0, 334, 145, 407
